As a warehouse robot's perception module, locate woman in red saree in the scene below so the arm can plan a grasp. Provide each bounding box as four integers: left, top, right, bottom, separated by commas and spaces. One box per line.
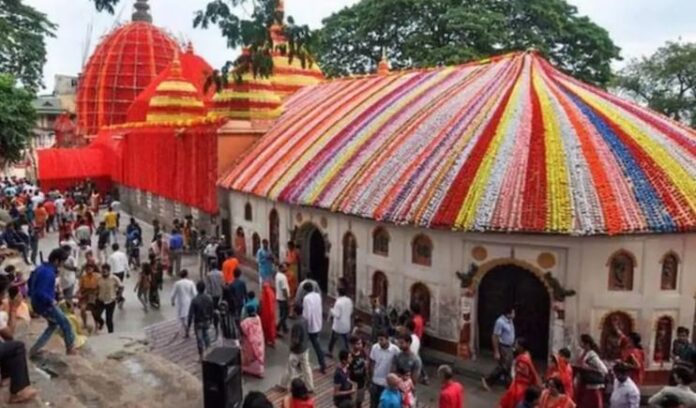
546, 350, 574, 401
240, 304, 265, 378
539, 378, 575, 408
499, 338, 540, 408
621, 331, 645, 385
259, 282, 277, 347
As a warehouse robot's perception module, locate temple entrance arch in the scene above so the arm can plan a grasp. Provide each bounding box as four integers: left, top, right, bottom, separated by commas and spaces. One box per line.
295, 222, 329, 293
477, 263, 551, 360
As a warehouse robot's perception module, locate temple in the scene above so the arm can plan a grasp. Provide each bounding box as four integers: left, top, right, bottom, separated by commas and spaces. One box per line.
35, 0, 696, 382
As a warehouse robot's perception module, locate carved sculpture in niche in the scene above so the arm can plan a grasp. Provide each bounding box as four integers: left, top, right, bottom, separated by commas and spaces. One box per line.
600, 311, 634, 360
608, 250, 635, 291
660, 253, 679, 290
654, 316, 674, 363
456, 263, 479, 291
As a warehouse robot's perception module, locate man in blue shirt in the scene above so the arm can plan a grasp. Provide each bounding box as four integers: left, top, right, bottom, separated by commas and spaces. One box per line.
482, 306, 515, 391
169, 228, 184, 276
29, 248, 76, 357
255, 239, 275, 286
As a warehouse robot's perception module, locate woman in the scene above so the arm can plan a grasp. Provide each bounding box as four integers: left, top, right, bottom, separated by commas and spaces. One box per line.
285, 241, 300, 300
234, 227, 246, 257
259, 282, 277, 348
149, 262, 163, 309
77, 263, 100, 330
546, 350, 574, 401
150, 234, 171, 276
283, 378, 315, 408
240, 304, 265, 378
574, 334, 608, 408
89, 190, 100, 215
539, 377, 575, 408
499, 338, 540, 408
621, 331, 645, 386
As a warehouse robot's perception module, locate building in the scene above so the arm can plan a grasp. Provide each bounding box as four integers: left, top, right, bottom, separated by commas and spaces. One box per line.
217, 51, 696, 381
30, 75, 78, 150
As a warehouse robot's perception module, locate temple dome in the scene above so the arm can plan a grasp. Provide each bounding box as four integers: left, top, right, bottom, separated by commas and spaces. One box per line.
212, 69, 283, 121
145, 56, 208, 124
75, 0, 180, 134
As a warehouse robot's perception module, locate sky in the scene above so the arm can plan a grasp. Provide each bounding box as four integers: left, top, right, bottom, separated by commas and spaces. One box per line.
26, 0, 696, 93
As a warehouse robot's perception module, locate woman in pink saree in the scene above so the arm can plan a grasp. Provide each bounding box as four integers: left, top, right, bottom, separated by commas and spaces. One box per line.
240, 304, 265, 378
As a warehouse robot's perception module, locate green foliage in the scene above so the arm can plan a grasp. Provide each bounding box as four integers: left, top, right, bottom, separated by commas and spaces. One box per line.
614, 41, 696, 127
0, 0, 56, 92
314, 0, 620, 86
90, 0, 119, 13
0, 74, 36, 166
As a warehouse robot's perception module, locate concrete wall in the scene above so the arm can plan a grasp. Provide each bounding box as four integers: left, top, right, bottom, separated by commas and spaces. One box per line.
225, 191, 696, 368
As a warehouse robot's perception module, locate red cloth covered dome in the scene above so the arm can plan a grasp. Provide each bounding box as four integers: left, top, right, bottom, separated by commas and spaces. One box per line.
76, 3, 180, 135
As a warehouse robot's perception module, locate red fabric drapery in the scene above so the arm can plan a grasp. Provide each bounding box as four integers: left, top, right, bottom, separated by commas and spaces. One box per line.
36, 147, 112, 192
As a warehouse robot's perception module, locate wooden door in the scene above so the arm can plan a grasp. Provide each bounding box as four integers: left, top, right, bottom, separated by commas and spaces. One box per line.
309, 229, 328, 293
477, 265, 550, 359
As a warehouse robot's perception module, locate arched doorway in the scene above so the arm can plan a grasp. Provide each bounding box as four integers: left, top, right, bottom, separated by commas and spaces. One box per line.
343, 232, 357, 299
269, 209, 280, 259
372, 271, 388, 307
296, 223, 329, 293
410, 282, 431, 322
477, 264, 550, 360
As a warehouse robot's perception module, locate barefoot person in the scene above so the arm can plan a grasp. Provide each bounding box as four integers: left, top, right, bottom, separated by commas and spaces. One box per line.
482, 306, 515, 391
28, 248, 76, 357
171, 269, 196, 336
499, 338, 540, 408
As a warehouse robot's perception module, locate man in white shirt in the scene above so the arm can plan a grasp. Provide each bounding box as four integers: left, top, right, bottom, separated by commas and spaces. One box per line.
302, 282, 326, 374
610, 362, 640, 408
328, 286, 353, 355
59, 245, 78, 303
275, 263, 290, 334
54, 195, 65, 223
107, 242, 130, 310
648, 367, 696, 407
369, 331, 400, 408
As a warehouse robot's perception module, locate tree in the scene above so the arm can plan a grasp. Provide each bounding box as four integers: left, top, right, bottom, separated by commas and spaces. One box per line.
314, 0, 620, 86
614, 41, 696, 127
0, 0, 56, 92
0, 74, 36, 167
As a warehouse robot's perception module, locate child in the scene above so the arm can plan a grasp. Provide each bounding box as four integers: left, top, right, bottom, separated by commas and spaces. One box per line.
396, 368, 415, 408
134, 265, 152, 312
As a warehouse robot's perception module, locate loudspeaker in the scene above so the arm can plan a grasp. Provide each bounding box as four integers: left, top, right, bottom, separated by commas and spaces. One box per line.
203, 346, 243, 408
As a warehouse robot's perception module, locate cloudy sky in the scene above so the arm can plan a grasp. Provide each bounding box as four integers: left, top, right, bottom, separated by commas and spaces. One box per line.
26, 0, 696, 92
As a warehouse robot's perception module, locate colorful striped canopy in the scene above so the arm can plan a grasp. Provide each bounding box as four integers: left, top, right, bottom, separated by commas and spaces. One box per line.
218, 52, 696, 235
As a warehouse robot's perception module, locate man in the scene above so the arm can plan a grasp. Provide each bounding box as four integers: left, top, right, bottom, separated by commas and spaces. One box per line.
294, 278, 321, 314
329, 286, 354, 354
59, 244, 78, 303
283, 305, 314, 391
74, 217, 92, 246
379, 374, 402, 408
171, 269, 197, 335
29, 248, 76, 357
108, 243, 130, 284
610, 362, 640, 408
2, 222, 29, 264
392, 333, 422, 384
348, 335, 368, 408
370, 295, 391, 343
187, 280, 215, 359
672, 326, 695, 373
438, 365, 464, 408
95, 264, 122, 333
275, 263, 290, 335
201, 235, 218, 277
224, 268, 247, 325
54, 194, 66, 224
43, 198, 56, 232
0, 275, 38, 403
518, 386, 541, 408
369, 331, 400, 408
302, 282, 326, 374
256, 239, 275, 286
222, 253, 239, 285
648, 367, 696, 407
333, 349, 355, 407
126, 217, 142, 268
103, 206, 118, 243
482, 306, 516, 391
169, 228, 184, 276
95, 221, 110, 264
206, 260, 224, 307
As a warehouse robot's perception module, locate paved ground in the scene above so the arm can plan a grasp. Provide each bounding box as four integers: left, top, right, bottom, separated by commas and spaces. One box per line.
20, 212, 503, 407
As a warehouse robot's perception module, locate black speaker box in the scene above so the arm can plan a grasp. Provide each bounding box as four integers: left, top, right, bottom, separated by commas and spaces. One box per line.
203, 346, 243, 408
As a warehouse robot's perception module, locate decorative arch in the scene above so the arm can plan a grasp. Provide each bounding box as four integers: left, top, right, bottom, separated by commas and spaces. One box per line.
470, 258, 555, 299
410, 282, 431, 322
342, 232, 357, 299
660, 251, 680, 290
607, 249, 636, 291
599, 310, 635, 360
269, 209, 280, 259
372, 271, 388, 307
654, 315, 674, 363
252, 232, 261, 257
411, 234, 433, 266
372, 227, 390, 256
244, 202, 253, 221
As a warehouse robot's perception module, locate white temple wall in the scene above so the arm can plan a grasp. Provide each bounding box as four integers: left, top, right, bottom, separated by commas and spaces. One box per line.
226, 191, 696, 365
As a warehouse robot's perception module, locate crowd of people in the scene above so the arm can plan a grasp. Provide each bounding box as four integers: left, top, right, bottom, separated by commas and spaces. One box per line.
480, 307, 696, 407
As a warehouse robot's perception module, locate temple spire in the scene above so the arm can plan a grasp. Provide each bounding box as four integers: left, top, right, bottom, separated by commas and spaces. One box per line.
377, 49, 390, 75
132, 0, 152, 23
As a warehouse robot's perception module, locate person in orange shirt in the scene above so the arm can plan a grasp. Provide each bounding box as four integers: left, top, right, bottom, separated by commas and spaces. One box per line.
43, 199, 56, 233
222, 255, 239, 285
34, 203, 48, 238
